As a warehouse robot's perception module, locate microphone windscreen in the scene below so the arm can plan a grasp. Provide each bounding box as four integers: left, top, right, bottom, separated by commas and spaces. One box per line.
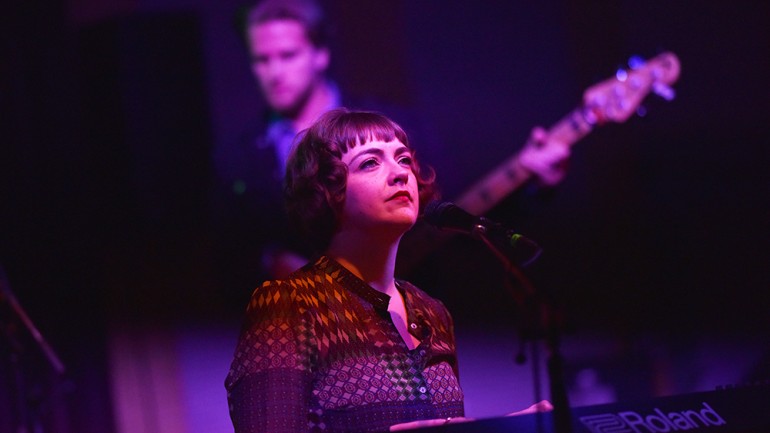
423, 201, 477, 233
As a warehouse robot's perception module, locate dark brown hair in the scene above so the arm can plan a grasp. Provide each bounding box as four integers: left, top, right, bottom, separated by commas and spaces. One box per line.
236, 0, 329, 48
285, 108, 437, 250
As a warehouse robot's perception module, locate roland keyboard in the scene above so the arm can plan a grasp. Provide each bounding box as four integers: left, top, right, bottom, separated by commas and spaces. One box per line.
418, 385, 770, 433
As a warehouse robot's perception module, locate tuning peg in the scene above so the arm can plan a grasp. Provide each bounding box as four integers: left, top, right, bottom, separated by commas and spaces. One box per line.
615, 68, 628, 82
628, 55, 645, 70
652, 82, 676, 101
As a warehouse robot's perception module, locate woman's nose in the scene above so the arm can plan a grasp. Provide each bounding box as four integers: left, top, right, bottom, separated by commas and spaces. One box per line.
392, 172, 408, 185
389, 162, 410, 185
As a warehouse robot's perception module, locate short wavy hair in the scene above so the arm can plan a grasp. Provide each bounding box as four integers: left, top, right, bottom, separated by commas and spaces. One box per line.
285, 108, 438, 251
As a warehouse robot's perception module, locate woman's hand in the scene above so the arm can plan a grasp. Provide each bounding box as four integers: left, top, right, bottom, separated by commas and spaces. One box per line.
505, 400, 554, 416
389, 401, 552, 431
389, 416, 475, 431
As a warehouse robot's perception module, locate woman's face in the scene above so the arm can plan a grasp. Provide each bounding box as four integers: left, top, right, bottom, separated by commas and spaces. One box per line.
338, 139, 419, 236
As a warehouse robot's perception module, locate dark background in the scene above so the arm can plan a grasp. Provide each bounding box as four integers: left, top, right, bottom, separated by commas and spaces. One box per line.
2, 1, 768, 432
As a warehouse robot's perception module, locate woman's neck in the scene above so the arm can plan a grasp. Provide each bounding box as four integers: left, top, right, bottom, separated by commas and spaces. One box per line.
326, 230, 401, 296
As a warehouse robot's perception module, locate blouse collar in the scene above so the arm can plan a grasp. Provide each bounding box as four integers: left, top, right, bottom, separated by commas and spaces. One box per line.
314, 256, 403, 312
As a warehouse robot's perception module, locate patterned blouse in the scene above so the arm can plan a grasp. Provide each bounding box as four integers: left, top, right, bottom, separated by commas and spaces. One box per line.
225, 256, 465, 433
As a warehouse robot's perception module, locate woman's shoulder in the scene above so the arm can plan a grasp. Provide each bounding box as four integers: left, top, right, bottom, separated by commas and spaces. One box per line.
247, 259, 330, 308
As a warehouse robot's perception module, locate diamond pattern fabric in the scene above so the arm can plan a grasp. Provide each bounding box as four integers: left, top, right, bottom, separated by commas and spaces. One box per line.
225, 256, 464, 432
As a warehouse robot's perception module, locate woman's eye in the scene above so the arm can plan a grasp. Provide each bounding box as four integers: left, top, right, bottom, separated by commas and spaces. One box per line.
360, 158, 378, 169
398, 156, 413, 166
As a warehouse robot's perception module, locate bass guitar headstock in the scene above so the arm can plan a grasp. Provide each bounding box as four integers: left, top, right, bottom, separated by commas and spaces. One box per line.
582, 52, 681, 124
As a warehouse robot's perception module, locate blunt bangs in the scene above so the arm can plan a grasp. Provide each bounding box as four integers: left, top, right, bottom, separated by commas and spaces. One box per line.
332, 112, 410, 154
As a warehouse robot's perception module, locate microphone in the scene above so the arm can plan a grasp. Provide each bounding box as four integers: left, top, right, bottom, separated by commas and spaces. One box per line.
423, 201, 542, 266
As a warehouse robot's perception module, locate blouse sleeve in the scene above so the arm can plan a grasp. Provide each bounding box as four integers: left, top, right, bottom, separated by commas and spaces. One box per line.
225, 280, 318, 433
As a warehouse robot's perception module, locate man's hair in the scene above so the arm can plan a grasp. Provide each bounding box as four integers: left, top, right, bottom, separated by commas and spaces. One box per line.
285, 108, 438, 251
236, 0, 329, 47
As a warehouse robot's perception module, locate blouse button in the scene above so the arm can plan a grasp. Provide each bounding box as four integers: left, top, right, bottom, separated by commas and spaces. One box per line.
410, 323, 418, 330
419, 386, 427, 394
419, 350, 426, 356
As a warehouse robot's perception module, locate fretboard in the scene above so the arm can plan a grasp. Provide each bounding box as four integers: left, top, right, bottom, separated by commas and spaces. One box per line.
456, 106, 595, 216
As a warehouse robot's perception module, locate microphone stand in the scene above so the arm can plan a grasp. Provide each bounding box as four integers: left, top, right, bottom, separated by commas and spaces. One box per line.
1, 266, 67, 433
472, 226, 572, 433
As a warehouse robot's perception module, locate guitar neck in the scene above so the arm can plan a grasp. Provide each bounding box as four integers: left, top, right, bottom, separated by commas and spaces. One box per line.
454, 105, 596, 216
397, 52, 679, 275
395, 106, 597, 276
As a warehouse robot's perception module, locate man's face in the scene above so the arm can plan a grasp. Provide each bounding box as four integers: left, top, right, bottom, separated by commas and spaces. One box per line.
247, 19, 329, 115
